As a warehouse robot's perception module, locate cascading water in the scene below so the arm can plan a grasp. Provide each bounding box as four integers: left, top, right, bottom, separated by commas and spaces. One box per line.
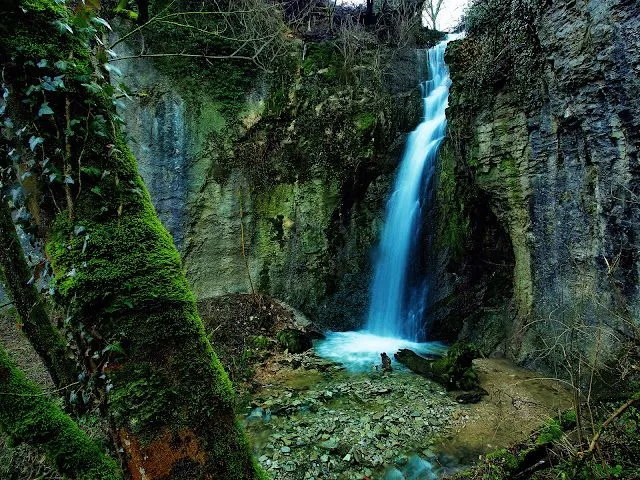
316, 33, 462, 371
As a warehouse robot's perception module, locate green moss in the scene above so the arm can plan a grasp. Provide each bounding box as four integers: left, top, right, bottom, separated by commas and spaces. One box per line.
301, 41, 339, 76
536, 419, 563, 445
560, 409, 577, 427
435, 143, 470, 259
0, 346, 122, 480
355, 112, 376, 131
276, 328, 312, 354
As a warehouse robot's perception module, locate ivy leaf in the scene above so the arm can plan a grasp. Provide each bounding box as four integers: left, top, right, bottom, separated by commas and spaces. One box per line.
64, 175, 74, 184
42, 76, 65, 91
25, 84, 41, 96
53, 20, 73, 34
82, 235, 89, 254
38, 102, 54, 116
82, 82, 102, 94
28, 136, 44, 151
54, 60, 68, 71
37, 59, 48, 68
8, 149, 20, 161
91, 17, 112, 31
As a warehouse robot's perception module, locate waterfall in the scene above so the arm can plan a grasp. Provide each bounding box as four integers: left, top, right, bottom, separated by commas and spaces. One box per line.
315, 34, 461, 371
366, 33, 461, 340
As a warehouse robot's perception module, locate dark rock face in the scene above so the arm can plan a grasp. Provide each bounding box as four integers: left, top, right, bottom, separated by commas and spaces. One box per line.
432, 0, 640, 372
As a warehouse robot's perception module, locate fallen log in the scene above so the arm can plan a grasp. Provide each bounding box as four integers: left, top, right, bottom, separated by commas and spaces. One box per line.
394, 342, 482, 391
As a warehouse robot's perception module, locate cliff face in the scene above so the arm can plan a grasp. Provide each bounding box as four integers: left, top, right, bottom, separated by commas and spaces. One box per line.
432, 0, 640, 372
114, 32, 425, 329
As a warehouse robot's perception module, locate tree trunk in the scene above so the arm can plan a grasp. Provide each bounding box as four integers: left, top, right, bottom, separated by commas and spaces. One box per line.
0, 1, 265, 479
0, 199, 78, 391
0, 345, 122, 480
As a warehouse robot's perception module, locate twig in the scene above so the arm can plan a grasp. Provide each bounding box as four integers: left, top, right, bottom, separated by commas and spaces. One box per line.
581, 394, 640, 456
0, 381, 80, 397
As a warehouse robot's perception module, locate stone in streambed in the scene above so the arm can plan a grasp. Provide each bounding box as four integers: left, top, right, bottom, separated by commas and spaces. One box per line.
320, 438, 339, 451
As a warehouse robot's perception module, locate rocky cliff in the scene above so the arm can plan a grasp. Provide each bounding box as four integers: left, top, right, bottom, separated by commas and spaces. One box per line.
113, 25, 428, 330
431, 0, 640, 377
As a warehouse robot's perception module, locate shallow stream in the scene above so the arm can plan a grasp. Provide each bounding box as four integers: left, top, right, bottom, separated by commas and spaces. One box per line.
242, 351, 572, 480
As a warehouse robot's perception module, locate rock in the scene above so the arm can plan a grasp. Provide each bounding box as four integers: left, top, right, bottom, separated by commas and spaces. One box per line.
320, 438, 339, 451
381, 352, 393, 372
384, 467, 405, 480
276, 328, 313, 354
456, 389, 489, 404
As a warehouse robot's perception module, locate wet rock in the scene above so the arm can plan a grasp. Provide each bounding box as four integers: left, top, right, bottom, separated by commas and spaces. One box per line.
456, 389, 489, 404
277, 328, 314, 354
247, 366, 458, 479
381, 352, 393, 372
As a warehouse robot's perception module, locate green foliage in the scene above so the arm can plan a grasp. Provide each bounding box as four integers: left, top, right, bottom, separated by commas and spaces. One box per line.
301, 42, 340, 79
536, 419, 562, 445
251, 335, 271, 349
355, 112, 376, 132
137, 0, 287, 118
551, 402, 640, 480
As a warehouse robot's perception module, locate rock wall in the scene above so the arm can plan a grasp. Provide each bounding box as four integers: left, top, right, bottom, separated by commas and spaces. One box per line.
114, 31, 425, 329
431, 0, 640, 372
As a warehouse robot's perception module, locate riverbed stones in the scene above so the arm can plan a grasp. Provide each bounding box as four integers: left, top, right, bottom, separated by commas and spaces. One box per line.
244, 355, 460, 479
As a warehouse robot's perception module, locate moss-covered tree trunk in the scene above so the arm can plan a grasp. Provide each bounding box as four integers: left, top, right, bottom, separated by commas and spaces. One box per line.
0, 199, 78, 390
0, 345, 122, 480
0, 1, 264, 478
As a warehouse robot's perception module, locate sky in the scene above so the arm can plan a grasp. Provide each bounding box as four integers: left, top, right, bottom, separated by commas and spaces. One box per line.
430, 0, 468, 31
337, 0, 469, 31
